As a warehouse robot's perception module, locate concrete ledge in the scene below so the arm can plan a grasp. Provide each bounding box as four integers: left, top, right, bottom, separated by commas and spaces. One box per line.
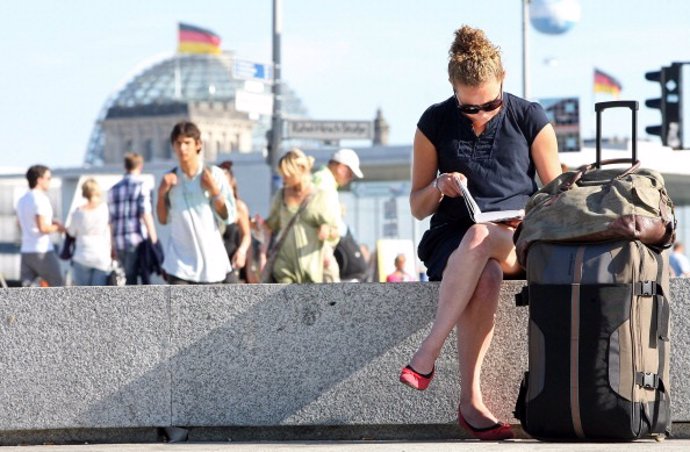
0, 280, 688, 443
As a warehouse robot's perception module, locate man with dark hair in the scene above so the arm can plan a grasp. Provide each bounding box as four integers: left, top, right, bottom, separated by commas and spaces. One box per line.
108, 152, 158, 284
156, 121, 236, 284
169, 120, 202, 144
16, 164, 65, 286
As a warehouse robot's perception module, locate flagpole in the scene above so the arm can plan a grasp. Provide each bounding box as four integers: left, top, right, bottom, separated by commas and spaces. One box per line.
522, 0, 530, 99
269, 0, 283, 196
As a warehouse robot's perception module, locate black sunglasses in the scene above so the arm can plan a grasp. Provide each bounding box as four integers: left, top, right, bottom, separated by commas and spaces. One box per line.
455, 84, 503, 115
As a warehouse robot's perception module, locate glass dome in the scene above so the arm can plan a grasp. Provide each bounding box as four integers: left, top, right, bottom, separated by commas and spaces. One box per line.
113, 53, 240, 108
84, 52, 307, 165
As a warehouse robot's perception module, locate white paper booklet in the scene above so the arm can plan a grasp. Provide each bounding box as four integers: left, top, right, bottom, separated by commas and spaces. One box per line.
459, 182, 524, 223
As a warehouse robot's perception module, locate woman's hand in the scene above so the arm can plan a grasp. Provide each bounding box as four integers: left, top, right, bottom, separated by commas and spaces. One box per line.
232, 248, 247, 269
433, 172, 468, 198
317, 224, 331, 241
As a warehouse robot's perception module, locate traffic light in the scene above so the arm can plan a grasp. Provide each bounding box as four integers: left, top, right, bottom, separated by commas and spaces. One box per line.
644, 68, 664, 139
661, 64, 680, 148
645, 62, 689, 149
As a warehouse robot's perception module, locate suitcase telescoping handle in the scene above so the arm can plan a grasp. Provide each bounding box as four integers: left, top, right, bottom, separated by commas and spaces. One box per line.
594, 100, 638, 167
559, 159, 641, 192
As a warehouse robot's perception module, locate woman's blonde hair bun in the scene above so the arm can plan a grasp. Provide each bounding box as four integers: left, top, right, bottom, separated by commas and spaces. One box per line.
448, 25, 504, 87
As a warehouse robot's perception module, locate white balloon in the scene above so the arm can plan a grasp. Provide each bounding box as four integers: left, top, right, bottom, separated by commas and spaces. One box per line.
530, 0, 581, 35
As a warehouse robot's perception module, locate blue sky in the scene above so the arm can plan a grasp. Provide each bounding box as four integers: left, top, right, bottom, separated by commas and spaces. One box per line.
1, 0, 689, 169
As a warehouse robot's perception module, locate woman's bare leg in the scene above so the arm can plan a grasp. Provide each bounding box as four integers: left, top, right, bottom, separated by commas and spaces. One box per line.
408, 223, 518, 376
457, 258, 503, 428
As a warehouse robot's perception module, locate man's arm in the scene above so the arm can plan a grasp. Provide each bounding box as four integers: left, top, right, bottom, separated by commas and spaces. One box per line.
201, 167, 234, 221
138, 182, 158, 243
156, 173, 177, 225
35, 214, 64, 234
155, 194, 168, 225
211, 192, 229, 220
141, 212, 158, 243
109, 223, 117, 260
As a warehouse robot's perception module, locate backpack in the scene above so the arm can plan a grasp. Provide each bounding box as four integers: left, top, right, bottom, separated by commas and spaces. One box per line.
334, 228, 368, 282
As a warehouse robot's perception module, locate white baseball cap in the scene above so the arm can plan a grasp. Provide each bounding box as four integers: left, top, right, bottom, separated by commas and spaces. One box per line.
331, 148, 363, 178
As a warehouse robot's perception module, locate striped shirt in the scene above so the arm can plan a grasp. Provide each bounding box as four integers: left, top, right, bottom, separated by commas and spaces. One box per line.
108, 174, 152, 250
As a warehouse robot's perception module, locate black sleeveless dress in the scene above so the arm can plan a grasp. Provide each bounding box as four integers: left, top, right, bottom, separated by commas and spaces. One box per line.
416, 92, 550, 281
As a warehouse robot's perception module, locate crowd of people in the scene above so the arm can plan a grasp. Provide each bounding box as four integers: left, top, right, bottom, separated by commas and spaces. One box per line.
15, 120, 388, 287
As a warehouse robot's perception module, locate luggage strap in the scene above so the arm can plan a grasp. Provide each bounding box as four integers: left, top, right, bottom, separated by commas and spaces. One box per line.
633, 279, 669, 347
636, 252, 671, 348
633, 280, 661, 297
636, 372, 660, 389
653, 254, 670, 343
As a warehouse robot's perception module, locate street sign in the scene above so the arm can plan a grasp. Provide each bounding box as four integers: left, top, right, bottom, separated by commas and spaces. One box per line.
233, 59, 274, 82
243, 80, 265, 93
286, 120, 373, 140
235, 90, 273, 116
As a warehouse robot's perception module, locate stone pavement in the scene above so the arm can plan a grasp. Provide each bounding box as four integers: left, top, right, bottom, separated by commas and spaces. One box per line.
1, 440, 690, 452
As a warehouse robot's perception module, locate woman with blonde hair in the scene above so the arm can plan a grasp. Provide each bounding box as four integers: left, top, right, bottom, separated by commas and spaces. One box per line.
262, 148, 339, 283
67, 178, 112, 285
399, 25, 561, 440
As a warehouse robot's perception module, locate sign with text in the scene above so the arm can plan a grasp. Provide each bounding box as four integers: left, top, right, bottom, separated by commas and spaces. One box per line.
235, 90, 273, 115
233, 59, 273, 82
286, 120, 373, 140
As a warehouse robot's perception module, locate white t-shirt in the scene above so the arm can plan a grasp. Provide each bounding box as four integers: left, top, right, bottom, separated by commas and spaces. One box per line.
67, 203, 112, 272
16, 189, 54, 253
162, 164, 235, 283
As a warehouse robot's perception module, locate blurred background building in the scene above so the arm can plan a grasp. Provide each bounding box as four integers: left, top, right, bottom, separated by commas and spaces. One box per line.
85, 51, 308, 166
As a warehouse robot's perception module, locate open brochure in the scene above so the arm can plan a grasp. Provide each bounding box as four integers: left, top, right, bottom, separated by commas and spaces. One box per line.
459, 182, 525, 223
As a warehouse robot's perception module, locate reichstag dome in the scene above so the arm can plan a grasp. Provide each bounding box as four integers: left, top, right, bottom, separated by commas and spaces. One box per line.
84, 52, 307, 166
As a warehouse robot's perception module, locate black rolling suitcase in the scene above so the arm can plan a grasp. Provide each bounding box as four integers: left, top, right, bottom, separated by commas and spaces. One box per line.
513, 101, 676, 440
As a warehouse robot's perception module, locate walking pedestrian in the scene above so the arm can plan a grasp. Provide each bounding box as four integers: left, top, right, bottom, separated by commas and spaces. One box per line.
16, 164, 65, 287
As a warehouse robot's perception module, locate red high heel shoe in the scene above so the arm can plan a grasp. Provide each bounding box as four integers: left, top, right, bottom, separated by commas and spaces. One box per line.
399, 365, 434, 390
457, 408, 514, 441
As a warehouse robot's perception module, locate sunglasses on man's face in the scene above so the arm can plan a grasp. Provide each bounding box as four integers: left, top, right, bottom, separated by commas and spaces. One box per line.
455, 84, 503, 115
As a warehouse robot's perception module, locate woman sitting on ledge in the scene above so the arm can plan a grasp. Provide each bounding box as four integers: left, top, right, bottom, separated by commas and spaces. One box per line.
399, 25, 561, 440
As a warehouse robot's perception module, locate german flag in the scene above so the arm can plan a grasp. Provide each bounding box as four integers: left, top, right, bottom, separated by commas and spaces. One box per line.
594, 68, 622, 97
178, 23, 221, 55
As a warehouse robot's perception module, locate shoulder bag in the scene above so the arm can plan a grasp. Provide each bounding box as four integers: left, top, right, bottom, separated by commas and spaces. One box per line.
260, 192, 313, 283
